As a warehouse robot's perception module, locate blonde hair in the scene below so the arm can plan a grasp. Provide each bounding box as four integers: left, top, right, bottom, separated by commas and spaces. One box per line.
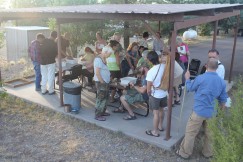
127, 42, 138, 52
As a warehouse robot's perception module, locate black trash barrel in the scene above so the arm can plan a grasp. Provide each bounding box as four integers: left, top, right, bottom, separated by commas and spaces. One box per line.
63, 82, 81, 112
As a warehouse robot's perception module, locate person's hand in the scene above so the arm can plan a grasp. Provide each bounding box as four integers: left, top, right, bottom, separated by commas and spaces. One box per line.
185, 70, 190, 80
129, 82, 134, 88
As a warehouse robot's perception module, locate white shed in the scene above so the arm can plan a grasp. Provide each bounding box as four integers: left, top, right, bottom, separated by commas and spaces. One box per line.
5, 26, 50, 61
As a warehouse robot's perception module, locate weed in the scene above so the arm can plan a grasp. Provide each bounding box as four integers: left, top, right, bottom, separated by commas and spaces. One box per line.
208, 76, 243, 162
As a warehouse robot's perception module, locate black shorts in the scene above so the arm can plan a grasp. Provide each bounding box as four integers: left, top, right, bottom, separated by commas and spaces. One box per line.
110, 70, 121, 79
149, 96, 167, 110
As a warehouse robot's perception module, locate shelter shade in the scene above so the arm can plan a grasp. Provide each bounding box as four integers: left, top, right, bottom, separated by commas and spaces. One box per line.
174, 10, 240, 30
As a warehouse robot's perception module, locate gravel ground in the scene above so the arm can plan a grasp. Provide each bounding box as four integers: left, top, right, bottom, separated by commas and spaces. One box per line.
0, 56, 34, 82
0, 95, 210, 162
0, 44, 211, 161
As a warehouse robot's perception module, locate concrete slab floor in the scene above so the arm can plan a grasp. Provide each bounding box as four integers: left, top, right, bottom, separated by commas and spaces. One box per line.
3, 80, 232, 151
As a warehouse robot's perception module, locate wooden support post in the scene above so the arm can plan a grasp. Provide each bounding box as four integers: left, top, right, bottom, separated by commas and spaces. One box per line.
0, 68, 1, 86
229, 15, 240, 83
57, 21, 64, 106
165, 30, 177, 140
0, 20, 2, 87
212, 20, 218, 49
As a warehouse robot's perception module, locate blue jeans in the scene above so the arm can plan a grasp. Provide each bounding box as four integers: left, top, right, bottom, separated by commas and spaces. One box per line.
32, 61, 41, 90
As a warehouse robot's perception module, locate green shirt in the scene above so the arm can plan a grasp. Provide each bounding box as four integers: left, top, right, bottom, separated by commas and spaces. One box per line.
106, 53, 120, 71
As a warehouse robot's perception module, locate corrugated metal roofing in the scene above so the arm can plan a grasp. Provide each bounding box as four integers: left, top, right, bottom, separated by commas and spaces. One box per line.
0, 4, 242, 15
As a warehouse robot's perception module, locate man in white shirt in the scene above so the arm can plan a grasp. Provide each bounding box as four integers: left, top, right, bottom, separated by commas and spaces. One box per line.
208, 49, 225, 79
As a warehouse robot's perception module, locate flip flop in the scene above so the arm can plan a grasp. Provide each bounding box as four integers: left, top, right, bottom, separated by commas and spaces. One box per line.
112, 108, 125, 113
174, 100, 181, 105
175, 150, 190, 160
123, 115, 136, 120
158, 128, 165, 132
145, 130, 160, 137
95, 116, 106, 121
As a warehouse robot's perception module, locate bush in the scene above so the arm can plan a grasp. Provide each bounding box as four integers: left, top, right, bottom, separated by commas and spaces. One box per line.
198, 23, 212, 36
208, 77, 243, 162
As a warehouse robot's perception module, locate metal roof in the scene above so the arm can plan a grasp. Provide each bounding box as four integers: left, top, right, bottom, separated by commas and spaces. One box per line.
0, 4, 242, 14
5, 26, 49, 30
0, 4, 243, 22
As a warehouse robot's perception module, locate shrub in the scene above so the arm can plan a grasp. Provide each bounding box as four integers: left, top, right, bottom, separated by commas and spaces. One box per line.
208, 77, 243, 162
198, 23, 212, 36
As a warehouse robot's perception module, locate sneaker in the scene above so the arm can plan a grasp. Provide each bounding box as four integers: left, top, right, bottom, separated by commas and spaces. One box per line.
49, 91, 56, 95
35, 88, 41, 91
42, 90, 48, 95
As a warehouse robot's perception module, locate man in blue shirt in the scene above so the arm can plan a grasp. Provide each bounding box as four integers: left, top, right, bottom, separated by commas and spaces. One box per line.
176, 58, 228, 160
28, 33, 45, 91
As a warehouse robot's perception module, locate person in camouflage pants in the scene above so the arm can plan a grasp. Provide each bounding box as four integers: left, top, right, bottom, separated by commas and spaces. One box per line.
93, 40, 119, 121
95, 82, 110, 116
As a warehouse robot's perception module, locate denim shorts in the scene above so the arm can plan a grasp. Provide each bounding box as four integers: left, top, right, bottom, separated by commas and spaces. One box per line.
149, 96, 167, 110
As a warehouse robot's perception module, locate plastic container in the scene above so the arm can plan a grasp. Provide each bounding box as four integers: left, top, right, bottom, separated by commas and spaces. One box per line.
120, 77, 137, 87
63, 82, 82, 113
64, 104, 71, 113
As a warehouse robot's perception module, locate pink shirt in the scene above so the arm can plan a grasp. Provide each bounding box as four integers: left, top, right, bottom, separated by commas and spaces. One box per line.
177, 43, 189, 63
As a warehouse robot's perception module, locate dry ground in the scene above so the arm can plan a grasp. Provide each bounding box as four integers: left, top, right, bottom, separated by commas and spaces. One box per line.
0, 94, 210, 162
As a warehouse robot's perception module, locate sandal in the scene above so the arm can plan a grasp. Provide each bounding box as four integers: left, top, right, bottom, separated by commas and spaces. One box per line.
175, 150, 190, 160
174, 100, 181, 105
112, 108, 125, 113
123, 114, 137, 120
101, 112, 110, 116
95, 116, 106, 121
145, 130, 160, 137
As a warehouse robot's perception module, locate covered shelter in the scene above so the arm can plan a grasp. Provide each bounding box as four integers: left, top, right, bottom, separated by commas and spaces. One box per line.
0, 4, 243, 140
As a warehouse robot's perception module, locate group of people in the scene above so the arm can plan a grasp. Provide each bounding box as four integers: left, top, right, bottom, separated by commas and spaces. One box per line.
29, 31, 72, 95
93, 32, 228, 160
29, 30, 228, 159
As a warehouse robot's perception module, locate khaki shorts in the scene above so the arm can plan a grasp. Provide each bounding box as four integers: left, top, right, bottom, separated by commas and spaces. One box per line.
149, 96, 167, 110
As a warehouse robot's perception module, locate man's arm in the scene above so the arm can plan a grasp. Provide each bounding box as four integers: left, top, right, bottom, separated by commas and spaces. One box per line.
185, 70, 200, 92
130, 83, 146, 94
95, 67, 104, 83
217, 84, 228, 110
146, 81, 152, 96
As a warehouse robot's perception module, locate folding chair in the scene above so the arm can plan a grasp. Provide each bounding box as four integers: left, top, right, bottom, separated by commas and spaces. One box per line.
189, 59, 201, 79
62, 64, 83, 83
